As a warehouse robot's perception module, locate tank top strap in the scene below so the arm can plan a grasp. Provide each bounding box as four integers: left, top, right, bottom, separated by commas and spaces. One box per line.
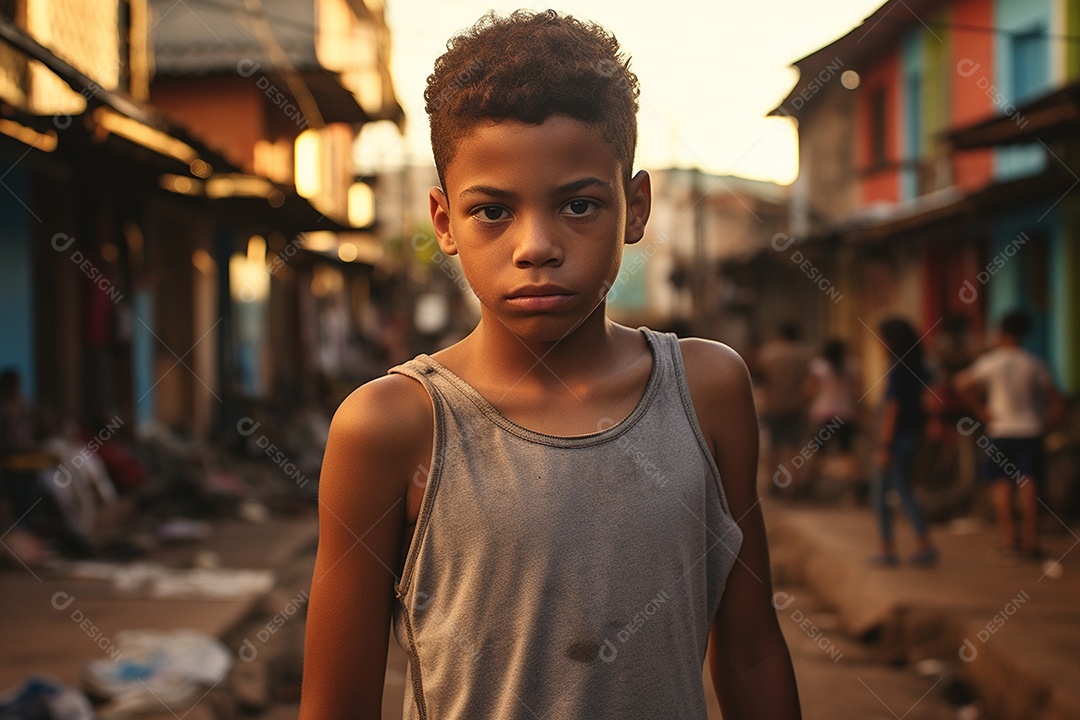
390, 328, 675, 446
390, 352, 525, 430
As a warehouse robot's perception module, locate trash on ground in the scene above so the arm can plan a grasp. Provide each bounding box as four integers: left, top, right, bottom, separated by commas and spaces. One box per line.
0, 675, 94, 720
49, 560, 275, 600
84, 629, 232, 719
155, 518, 212, 543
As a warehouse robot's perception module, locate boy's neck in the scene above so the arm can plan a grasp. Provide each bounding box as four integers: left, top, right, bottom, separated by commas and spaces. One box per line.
433, 307, 653, 438
999, 335, 1021, 348
449, 305, 629, 387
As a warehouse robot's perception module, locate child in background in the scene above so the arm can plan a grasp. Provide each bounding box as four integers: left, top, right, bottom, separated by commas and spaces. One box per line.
955, 310, 1064, 559
0, 369, 45, 532
299, 10, 800, 720
872, 318, 938, 567
803, 339, 860, 499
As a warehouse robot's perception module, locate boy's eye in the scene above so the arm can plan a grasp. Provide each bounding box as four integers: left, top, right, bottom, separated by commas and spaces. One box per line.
562, 199, 597, 216
474, 205, 509, 222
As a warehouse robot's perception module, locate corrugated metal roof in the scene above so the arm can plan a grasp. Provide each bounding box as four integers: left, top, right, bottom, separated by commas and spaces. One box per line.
148, 0, 405, 126
149, 0, 318, 75
770, 0, 946, 120
948, 80, 1080, 149
0, 14, 237, 172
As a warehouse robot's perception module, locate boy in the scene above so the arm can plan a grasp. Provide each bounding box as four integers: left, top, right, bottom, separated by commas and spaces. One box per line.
955, 310, 1064, 558
299, 10, 801, 719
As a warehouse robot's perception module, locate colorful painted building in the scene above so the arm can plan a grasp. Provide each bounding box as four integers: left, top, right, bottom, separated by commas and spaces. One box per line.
0, 0, 229, 435
0, 0, 403, 441
147, 0, 405, 433
606, 167, 788, 357
771, 0, 1080, 393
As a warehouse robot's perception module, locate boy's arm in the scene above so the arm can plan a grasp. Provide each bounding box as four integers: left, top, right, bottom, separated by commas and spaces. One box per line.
298, 375, 432, 720
954, 365, 989, 423
1043, 383, 1066, 430
680, 339, 802, 720
1034, 360, 1066, 430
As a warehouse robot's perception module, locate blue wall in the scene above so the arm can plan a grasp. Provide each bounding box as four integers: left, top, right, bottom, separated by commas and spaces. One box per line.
993, 0, 1052, 179
607, 244, 649, 311
0, 167, 35, 397
1048, 215, 1069, 389
988, 206, 1063, 384
900, 32, 924, 201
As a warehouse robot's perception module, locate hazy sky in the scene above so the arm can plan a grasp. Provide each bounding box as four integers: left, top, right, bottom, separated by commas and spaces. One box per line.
381, 0, 886, 185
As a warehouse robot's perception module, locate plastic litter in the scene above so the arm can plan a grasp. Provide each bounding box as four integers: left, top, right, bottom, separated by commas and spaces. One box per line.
155, 519, 212, 543
50, 560, 275, 600
0, 675, 94, 720
238, 500, 270, 524
83, 629, 232, 719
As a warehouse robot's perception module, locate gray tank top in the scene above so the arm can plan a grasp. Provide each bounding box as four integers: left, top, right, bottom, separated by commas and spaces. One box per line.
389, 328, 743, 719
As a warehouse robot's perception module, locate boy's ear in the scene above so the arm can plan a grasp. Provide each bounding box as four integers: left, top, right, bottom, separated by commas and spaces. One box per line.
430, 186, 457, 255
624, 170, 652, 246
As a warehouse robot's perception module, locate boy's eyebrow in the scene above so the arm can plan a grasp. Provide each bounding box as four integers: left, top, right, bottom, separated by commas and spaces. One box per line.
554, 177, 612, 194
459, 184, 515, 200
458, 177, 613, 200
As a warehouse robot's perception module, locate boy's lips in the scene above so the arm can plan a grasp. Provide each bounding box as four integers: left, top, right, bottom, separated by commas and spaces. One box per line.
505, 284, 576, 311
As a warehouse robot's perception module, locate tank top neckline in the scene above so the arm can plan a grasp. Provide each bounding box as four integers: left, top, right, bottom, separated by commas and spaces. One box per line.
408, 327, 668, 448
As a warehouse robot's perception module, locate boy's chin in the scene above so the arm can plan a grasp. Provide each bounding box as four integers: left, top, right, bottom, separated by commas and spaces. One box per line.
486, 312, 598, 345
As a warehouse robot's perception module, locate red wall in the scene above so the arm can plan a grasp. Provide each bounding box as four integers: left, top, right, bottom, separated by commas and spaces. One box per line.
151, 76, 265, 173
857, 52, 901, 205
950, 0, 995, 191
921, 240, 983, 328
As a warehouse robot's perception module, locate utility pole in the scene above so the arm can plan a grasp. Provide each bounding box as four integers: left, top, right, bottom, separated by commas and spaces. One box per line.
691, 167, 709, 337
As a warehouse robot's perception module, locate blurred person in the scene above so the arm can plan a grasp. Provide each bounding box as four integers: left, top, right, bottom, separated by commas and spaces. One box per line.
758, 322, 812, 494
0, 369, 35, 451
802, 339, 860, 499
871, 318, 938, 567
920, 314, 980, 520
955, 310, 1065, 559
928, 314, 977, 435
0, 368, 45, 528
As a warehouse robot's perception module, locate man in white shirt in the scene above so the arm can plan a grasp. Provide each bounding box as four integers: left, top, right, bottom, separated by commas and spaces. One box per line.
956, 310, 1064, 558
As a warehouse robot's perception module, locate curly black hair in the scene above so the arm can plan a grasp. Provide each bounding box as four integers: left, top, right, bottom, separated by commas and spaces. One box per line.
1000, 309, 1032, 341
879, 317, 924, 367
425, 9, 640, 187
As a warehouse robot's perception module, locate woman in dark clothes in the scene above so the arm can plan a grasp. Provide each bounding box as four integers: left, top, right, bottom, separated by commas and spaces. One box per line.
872, 319, 938, 566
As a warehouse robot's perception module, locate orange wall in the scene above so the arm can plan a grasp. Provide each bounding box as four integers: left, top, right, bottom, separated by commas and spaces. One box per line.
950, 0, 995, 191
857, 52, 901, 205
150, 76, 265, 173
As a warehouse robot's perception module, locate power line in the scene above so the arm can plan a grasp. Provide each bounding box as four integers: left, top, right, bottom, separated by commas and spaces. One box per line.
871, 16, 1080, 43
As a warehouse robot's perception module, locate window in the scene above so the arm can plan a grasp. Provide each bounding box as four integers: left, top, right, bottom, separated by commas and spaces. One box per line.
905, 71, 922, 161
1011, 26, 1048, 105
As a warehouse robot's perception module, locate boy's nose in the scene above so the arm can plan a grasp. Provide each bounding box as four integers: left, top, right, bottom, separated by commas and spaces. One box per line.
511, 218, 564, 267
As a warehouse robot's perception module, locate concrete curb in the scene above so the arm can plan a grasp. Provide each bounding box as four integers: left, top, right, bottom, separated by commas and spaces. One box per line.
142, 516, 319, 720
767, 504, 1080, 720
770, 519, 899, 639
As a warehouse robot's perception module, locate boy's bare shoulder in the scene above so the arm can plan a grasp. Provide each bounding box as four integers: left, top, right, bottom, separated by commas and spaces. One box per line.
329, 373, 432, 461
677, 337, 752, 394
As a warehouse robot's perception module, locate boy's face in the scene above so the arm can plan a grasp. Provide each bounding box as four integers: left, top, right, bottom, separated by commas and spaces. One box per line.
430, 114, 650, 343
